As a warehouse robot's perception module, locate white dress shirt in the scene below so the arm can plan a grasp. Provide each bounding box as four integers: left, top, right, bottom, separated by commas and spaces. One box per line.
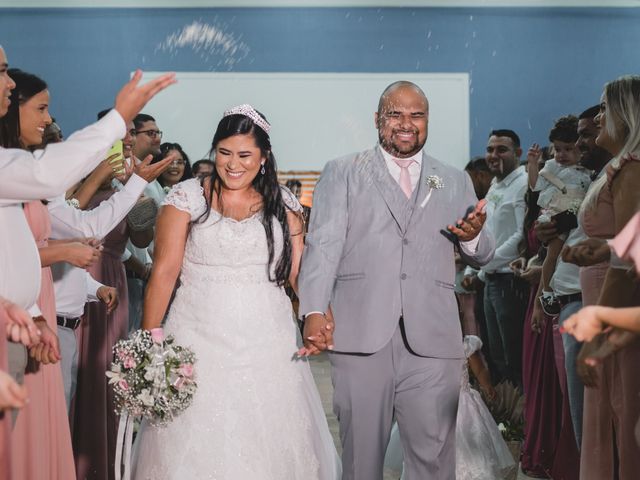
480, 166, 527, 276
48, 173, 148, 318
0, 110, 125, 314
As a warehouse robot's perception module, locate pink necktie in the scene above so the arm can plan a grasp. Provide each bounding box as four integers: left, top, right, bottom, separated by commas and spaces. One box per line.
393, 158, 415, 198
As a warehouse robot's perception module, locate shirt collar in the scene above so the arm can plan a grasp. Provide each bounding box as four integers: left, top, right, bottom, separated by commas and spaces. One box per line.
378, 144, 423, 166
492, 164, 525, 188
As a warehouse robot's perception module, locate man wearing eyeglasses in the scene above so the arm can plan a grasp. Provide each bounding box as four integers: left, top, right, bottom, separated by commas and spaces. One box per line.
133, 113, 162, 159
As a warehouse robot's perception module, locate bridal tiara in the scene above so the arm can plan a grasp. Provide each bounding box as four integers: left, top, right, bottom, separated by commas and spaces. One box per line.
223, 104, 271, 134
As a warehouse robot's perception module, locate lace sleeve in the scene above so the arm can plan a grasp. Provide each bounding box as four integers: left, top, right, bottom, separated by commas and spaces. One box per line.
462, 335, 483, 359
162, 178, 207, 221
280, 185, 303, 213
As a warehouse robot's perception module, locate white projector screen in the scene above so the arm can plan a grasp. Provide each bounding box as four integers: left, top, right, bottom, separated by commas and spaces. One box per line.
141, 72, 470, 170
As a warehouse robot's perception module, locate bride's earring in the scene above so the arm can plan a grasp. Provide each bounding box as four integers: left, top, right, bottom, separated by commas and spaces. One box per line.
260, 164, 266, 175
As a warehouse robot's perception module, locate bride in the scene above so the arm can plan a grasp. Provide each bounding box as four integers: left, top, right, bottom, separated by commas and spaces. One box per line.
132, 105, 340, 479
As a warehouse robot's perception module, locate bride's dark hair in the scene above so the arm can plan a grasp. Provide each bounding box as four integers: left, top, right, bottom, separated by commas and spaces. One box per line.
199, 111, 292, 286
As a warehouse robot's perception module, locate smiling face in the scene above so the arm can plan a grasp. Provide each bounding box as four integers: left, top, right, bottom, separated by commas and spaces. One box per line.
214, 133, 265, 191
161, 149, 186, 187
375, 84, 429, 158
19, 89, 52, 147
485, 135, 521, 179
576, 117, 610, 171
0, 48, 15, 117
123, 121, 136, 159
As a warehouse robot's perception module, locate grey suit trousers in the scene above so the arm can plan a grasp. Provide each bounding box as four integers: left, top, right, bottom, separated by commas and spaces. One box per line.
330, 321, 462, 480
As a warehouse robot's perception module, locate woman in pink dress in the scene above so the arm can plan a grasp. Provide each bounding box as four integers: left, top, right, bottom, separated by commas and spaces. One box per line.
70, 123, 153, 480
568, 76, 640, 480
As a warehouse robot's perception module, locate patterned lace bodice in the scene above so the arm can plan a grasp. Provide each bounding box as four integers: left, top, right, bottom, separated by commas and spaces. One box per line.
162, 178, 302, 284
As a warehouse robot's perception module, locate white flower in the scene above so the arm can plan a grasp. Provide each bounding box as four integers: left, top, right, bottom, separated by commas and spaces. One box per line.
498, 422, 507, 433
420, 175, 445, 208
138, 388, 156, 407
426, 175, 445, 189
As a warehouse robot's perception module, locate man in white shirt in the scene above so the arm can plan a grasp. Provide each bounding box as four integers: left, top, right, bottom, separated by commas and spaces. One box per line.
124, 113, 165, 331
0, 44, 176, 396
477, 129, 529, 387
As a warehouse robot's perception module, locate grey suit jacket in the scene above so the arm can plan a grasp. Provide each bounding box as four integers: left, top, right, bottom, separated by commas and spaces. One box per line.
298, 147, 494, 358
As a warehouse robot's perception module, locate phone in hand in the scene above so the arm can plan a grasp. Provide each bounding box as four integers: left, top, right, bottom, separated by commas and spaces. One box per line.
440, 205, 476, 244
107, 140, 125, 175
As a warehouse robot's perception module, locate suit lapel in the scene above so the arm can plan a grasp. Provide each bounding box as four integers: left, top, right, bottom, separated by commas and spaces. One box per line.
407, 152, 438, 226
366, 148, 410, 233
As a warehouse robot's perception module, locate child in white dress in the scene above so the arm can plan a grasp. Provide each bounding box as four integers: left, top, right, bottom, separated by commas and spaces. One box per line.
527, 116, 591, 312
384, 335, 516, 480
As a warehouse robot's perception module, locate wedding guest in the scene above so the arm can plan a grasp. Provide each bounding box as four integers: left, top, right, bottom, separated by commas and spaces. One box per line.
563, 76, 640, 480
0, 46, 176, 444
48, 123, 172, 410
124, 113, 166, 332
71, 138, 175, 480
515, 184, 564, 478
479, 129, 529, 387
1, 68, 97, 480
191, 158, 214, 178
464, 156, 494, 200
154, 142, 193, 191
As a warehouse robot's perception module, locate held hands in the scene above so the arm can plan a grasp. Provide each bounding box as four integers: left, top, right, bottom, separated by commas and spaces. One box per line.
66, 241, 102, 268
298, 310, 335, 357
1, 298, 41, 347
560, 305, 608, 342
29, 317, 61, 365
561, 238, 610, 267
447, 199, 487, 242
114, 70, 177, 124
97, 286, 119, 314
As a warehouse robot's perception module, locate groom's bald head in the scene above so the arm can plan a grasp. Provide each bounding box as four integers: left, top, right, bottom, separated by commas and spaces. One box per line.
375, 81, 429, 158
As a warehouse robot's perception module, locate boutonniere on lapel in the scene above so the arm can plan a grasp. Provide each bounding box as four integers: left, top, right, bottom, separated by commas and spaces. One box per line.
163, 186, 171, 194
420, 175, 445, 208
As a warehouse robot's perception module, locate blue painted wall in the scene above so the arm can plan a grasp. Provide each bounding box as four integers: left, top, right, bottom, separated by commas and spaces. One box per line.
1, 7, 638, 159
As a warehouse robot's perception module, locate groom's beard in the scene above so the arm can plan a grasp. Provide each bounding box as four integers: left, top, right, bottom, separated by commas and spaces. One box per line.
379, 129, 423, 158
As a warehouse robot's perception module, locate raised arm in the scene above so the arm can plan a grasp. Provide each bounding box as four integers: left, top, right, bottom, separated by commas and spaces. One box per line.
0, 71, 176, 203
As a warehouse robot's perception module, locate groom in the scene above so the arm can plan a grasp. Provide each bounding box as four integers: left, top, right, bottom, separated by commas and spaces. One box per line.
299, 81, 494, 479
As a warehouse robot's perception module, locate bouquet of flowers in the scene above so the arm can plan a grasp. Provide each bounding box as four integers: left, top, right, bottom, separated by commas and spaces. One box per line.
106, 328, 197, 427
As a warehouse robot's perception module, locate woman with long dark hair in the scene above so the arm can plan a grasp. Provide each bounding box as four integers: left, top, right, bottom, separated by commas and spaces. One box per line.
133, 105, 340, 479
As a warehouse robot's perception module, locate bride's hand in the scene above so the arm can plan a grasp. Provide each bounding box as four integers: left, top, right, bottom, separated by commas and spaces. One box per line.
298, 312, 334, 356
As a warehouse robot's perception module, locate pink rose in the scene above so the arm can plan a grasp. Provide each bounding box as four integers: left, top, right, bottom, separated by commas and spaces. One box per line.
123, 356, 137, 369
118, 379, 129, 391
150, 328, 164, 344
179, 363, 194, 378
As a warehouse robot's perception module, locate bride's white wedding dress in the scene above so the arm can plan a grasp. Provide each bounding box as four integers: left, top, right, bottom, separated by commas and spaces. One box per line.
133, 179, 340, 480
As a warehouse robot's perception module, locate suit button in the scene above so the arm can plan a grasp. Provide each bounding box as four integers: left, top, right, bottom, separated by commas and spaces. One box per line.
400, 273, 407, 280
403, 239, 409, 245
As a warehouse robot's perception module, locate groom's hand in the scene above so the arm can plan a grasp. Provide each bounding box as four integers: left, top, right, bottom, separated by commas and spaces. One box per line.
299, 313, 334, 356
447, 199, 487, 242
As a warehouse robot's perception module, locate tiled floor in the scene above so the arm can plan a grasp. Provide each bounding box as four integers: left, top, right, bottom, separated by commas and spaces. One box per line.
308, 353, 537, 480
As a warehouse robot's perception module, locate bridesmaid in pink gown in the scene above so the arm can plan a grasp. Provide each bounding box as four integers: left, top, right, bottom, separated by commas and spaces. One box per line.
72, 187, 130, 480
11, 200, 76, 480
